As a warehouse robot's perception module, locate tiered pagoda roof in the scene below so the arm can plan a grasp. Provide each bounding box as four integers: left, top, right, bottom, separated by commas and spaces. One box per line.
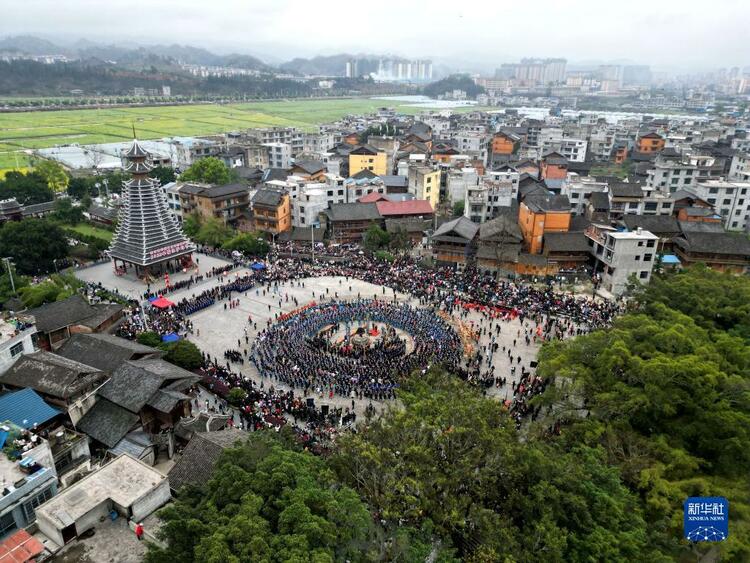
109, 140, 194, 267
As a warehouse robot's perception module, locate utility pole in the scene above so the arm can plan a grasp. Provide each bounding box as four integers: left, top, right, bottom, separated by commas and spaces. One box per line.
2, 258, 16, 296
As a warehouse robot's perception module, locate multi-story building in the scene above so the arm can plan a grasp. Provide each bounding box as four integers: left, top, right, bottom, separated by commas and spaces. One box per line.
730, 153, 750, 182
446, 167, 479, 205
303, 132, 335, 155
348, 145, 388, 176
690, 179, 750, 231
451, 132, 489, 165
344, 171, 386, 203
464, 180, 514, 223
646, 154, 723, 194
635, 132, 665, 154
263, 142, 292, 169
0, 421, 58, 539
519, 194, 572, 254
562, 176, 608, 216
0, 318, 36, 375
408, 166, 441, 208
586, 225, 659, 296
244, 189, 292, 236
253, 127, 303, 154
292, 185, 329, 228
177, 183, 250, 225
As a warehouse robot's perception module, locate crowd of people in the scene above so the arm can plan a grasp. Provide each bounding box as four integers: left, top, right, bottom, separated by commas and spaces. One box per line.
252, 299, 461, 401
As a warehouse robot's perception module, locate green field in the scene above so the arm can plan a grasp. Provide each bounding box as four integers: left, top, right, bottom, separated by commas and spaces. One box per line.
67, 223, 114, 242
0, 98, 485, 172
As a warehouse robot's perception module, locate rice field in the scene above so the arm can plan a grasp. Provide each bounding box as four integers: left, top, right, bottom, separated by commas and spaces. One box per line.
0, 98, 483, 173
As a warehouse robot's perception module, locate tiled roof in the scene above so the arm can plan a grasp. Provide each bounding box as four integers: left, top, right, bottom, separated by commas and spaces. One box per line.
375, 200, 433, 216
168, 429, 248, 491
325, 202, 381, 222
432, 216, 478, 241
76, 398, 139, 448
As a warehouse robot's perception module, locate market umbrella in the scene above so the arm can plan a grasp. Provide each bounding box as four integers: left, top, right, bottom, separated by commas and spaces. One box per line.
161, 332, 180, 343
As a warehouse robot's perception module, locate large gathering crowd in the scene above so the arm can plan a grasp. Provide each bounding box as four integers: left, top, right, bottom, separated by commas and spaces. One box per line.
252, 300, 461, 400
110, 246, 622, 436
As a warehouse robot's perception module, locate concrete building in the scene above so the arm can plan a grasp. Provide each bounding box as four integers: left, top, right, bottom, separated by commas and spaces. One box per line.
407, 166, 441, 208
292, 185, 328, 228
451, 132, 489, 165
245, 190, 292, 236
263, 142, 292, 169
690, 179, 750, 231
586, 225, 659, 296
177, 183, 250, 225
646, 154, 723, 194
348, 145, 388, 177
519, 194, 572, 254
729, 153, 750, 182
0, 421, 58, 539
446, 167, 479, 205
36, 454, 170, 547
464, 180, 514, 224
161, 182, 184, 222
562, 176, 608, 216
0, 318, 36, 375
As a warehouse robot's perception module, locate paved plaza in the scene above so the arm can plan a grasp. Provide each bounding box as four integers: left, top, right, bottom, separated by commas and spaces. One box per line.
78, 258, 544, 414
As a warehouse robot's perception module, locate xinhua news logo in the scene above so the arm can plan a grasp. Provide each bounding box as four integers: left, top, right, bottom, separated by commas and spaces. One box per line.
684, 497, 729, 542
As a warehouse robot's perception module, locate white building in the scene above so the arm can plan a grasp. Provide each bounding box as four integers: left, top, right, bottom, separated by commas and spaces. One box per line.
446, 167, 479, 205
586, 225, 659, 296
729, 153, 750, 182
690, 179, 750, 231
562, 175, 608, 215
0, 318, 36, 374
646, 154, 721, 194
263, 142, 292, 169
464, 180, 514, 224
451, 132, 489, 165
293, 186, 329, 227
161, 182, 184, 222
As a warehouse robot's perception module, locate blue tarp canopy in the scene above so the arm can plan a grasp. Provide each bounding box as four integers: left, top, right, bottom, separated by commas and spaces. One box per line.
661, 254, 681, 265
0, 388, 61, 429
148, 296, 158, 302
251, 262, 266, 271
161, 332, 180, 343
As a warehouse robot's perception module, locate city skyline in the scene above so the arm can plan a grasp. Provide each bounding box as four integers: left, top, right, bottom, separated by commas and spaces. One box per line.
2, 0, 749, 72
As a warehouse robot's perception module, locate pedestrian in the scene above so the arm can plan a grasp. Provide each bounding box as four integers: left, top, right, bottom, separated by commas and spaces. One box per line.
135, 522, 144, 541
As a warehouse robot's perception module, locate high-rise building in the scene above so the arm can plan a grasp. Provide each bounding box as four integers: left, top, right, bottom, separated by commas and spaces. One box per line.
623, 65, 652, 87
345, 59, 359, 78
496, 58, 566, 85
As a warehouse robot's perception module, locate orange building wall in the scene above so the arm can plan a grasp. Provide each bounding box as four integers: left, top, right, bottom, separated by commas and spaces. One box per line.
491, 135, 517, 155
519, 204, 571, 254
613, 147, 627, 164
636, 136, 665, 153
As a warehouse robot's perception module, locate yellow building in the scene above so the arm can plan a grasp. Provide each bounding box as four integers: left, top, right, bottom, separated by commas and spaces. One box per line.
348, 145, 387, 176
408, 166, 441, 208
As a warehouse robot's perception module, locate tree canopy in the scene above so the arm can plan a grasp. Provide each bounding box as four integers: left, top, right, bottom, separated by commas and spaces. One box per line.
51, 198, 84, 224
147, 433, 377, 563
33, 160, 69, 193
0, 170, 55, 205
0, 219, 70, 275
180, 157, 234, 185
362, 223, 390, 252
222, 232, 270, 257
536, 267, 750, 560
194, 217, 233, 248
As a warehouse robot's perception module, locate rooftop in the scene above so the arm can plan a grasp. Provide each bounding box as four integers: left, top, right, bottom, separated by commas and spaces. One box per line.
35, 454, 167, 528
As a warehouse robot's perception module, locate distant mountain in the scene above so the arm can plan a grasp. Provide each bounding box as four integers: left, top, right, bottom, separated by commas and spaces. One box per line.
0, 35, 68, 55
0, 35, 271, 71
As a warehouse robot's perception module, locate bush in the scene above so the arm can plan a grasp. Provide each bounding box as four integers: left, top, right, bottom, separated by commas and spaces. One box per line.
159, 339, 202, 370
227, 388, 247, 405
136, 331, 162, 348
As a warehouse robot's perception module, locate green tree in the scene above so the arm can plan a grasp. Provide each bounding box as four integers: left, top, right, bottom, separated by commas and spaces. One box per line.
151, 165, 176, 185
333, 368, 649, 561
137, 331, 162, 348
160, 339, 203, 370
0, 219, 69, 275
146, 433, 377, 563
51, 198, 84, 224
536, 279, 750, 560
452, 200, 465, 217
182, 212, 202, 238
67, 176, 94, 200
388, 228, 410, 252
362, 223, 390, 252
180, 157, 233, 185
34, 160, 69, 193
17, 273, 83, 308
226, 388, 247, 405
0, 170, 55, 205
195, 218, 233, 248
222, 232, 270, 256
0, 271, 29, 305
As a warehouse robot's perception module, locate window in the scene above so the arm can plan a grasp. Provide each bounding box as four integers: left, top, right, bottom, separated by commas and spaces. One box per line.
732, 221, 738, 228
300, 217, 305, 224
628, 202, 638, 209
739, 200, 745, 205
0, 512, 15, 537
327, 191, 333, 197
637, 241, 644, 247
634, 255, 640, 261
709, 187, 719, 194
644, 253, 653, 262
22, 487, 54, 522
723, 199, 731, 205
10, 342, 24, 357
639, 271, 649, 279
708, 198, 716, 204
646, 239, 656, 248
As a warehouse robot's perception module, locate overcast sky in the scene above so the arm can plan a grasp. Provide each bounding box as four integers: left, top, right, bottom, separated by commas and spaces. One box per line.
3, 0, 749, 71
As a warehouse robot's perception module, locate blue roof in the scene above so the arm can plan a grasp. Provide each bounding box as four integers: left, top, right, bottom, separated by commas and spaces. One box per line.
0, 388, 61, 429
661, 254, 681, 265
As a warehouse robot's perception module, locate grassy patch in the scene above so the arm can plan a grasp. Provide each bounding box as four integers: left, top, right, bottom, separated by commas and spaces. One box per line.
67, 223, 114, 242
